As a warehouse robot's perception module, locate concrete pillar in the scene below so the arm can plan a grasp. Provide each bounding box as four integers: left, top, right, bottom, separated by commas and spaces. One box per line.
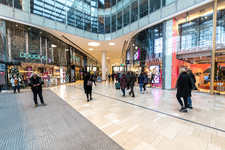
102, 51, 106, 81
210, 0, 218, 95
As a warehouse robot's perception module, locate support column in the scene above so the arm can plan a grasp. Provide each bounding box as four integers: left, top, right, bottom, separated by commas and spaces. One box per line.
162, 20, 166, 89
102, 51, 106, 81
210, 0, 217, 95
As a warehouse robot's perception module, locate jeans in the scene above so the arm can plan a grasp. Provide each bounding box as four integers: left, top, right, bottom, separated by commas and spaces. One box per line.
129, 86, 135, 97
187, 97, 192, 107
13, 85, 20, 93
121, 88, 125, 95
32, 88, 44, 104
176, 95, 188, 108
139, 83, 144, 91
93, 79, 96, 85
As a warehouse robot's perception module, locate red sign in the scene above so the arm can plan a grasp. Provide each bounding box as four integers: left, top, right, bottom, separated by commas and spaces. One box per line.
0, 72, 4, 75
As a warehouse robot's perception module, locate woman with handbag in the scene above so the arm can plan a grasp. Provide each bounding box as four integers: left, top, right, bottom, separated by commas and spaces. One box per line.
84, 72, 93, 102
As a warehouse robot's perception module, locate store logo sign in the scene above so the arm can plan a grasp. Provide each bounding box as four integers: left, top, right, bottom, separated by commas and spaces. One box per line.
20, 52, 47, 60
71, 54, 80, 61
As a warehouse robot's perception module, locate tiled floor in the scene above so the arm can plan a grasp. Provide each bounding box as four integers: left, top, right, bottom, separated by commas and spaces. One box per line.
51, 81, 225, 150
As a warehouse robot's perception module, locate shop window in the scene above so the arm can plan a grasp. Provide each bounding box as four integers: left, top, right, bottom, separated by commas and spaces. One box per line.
117, 11, 122, 30
162, 0, 176, 7
123, 5, 130, 27
150, 0, 160, 13
131, 0, 138, 23
105, 15, 111, 33
140, 0, 148, 18
111, 13, 116, 32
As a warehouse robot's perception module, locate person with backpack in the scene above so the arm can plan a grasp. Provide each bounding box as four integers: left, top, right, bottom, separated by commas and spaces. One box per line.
143, 72, 148, 93
176, 69, 192, 112
10, 74, 21, 93
138, 73, 145, 94
186, 68, 196, 109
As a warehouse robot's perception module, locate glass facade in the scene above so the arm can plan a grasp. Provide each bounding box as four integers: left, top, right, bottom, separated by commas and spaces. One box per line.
0, 20, 99, 89
0, 0, 177, 34
126, 1, 225, 94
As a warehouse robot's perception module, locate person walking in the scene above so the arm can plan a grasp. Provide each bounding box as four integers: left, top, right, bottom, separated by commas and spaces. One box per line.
126, 71, 131, 90
108, 73, 111, 82
111, 73, 115, 82
143, 72, 148, 93
84, 72, 93, 102
138, 73, 145, 94
129, 72, 136, 97
187, 68, 196, 109
10, 75, 21, 93
176, 69, 192, 112
120, 73, 127, 97
28, 73, 46, 107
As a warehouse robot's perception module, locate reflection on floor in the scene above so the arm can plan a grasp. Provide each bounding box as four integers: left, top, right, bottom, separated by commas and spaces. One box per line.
50, 81, 225, 150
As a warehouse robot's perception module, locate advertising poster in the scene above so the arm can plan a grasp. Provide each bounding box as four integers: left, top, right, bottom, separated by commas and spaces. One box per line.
150, 65, 160, 84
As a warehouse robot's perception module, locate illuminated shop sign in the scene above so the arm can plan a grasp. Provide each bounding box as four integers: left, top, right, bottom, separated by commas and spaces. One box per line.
20, 52, 47, 60
71, 54, 80, 61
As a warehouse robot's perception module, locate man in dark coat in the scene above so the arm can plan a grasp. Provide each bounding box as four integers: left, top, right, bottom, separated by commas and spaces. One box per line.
120, 73, 127, 97
28, 73, 45, 107
129, 72, 136, 97
176, 69, 192, 112
126, 71, 131, 90
84, 72, 93, 102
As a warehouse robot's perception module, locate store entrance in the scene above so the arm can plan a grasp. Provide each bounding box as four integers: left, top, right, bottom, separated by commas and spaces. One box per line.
75, 66, 84, 81
178, 53, 225, 94
8, 63, 68, 88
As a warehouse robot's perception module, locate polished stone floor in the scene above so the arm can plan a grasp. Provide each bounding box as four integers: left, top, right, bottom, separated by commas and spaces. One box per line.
50, 81, 225, 150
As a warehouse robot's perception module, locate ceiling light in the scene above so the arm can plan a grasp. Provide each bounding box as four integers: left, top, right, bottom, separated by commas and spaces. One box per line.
88, 42, 100, 46
135, 46, 138, 49
107, 57, 109, 59
133, 44, 135, 46
109, 43, 115, 45
51, 44, 57, 48
89, 48, 93, 50
65, 49, 69, 51
15, 24, 18, 27
115, 63, 119, 64
28, 28, 30, 30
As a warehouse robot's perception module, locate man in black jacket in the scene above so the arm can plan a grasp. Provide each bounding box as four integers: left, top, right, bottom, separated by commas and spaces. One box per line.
28, 73, 45, 107
128, 72, 136, 97
176, 69, 192, 112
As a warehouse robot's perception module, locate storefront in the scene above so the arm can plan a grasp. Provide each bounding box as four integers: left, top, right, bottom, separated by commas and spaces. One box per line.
126, 1, 225, 94
127, 23, 163, 88
0, 20, 100, 89
164, 1, 225, 94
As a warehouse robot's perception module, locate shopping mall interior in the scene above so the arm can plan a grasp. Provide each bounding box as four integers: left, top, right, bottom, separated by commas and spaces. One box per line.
1, 0, 225, 150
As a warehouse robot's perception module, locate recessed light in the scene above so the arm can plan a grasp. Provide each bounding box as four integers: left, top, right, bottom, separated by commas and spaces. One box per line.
133, 44, 135, 46
135, 46, 138, 49
89, 48, 93, 50
88, 42, 100, 46
40, 32, 42, 33
107, 57, 109, 59
51, 44, 57, 48
15, 24, 18, 27
115, 63, 119, 64
109, 43, 115, 45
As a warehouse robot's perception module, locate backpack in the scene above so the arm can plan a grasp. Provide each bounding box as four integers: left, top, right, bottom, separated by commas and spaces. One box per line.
144, 76, 148, 83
